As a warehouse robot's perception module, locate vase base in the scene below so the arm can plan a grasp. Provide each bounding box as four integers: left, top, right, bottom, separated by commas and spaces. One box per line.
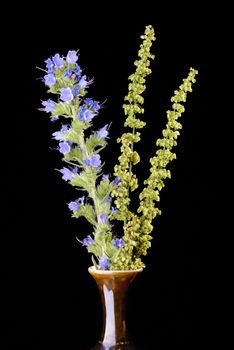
91, 341, 137, 350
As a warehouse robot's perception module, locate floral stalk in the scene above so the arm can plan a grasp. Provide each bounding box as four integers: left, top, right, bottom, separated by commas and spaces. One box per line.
112, 25, 156, 223
40, 51, 124, 270
112, 68, 198, 270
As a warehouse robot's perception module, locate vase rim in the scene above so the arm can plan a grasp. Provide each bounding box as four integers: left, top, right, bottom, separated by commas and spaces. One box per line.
88, 266, 144, 274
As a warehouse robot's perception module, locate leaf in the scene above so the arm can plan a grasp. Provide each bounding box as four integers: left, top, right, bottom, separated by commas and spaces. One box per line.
63, 129, 81, 143
70, 171, 96, 192
70, 173, 89, 191
72, 204, 96, 225
86, 134, 107, 153
96, 179, 112, 201
52, 102, 71, 117
64, 147, 83, 163
91, 255, 98, 269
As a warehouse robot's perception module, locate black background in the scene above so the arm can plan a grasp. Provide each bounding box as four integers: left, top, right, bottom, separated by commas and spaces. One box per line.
1, 4, 215, 350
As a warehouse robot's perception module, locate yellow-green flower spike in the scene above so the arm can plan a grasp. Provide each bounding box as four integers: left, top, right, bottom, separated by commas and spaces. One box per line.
111, 67, 198, 270
112, 25, 156, 224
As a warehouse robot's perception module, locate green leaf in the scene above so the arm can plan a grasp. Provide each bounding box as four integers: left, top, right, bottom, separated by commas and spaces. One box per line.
64, 147, 83, 163
63, 129, 81, 143
91, 255, 98, 269
72, 204, 96, 225
70, 171, 96, 192
96, 179, 112, 201
86, 134, 107, 153
52, 102, 71, 117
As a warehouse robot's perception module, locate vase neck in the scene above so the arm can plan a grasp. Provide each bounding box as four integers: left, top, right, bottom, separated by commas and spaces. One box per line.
101, 281, 127, 345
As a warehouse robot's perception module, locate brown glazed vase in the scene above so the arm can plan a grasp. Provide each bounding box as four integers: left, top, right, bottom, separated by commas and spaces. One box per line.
88, 267, 143, 350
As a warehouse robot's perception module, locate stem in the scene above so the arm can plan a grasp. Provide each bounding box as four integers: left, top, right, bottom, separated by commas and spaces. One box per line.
124, 126, 136, 226
64, 159, 81, 167
77, 129, 101, 225
129, 126, 135, 175
90, 185, 101, 224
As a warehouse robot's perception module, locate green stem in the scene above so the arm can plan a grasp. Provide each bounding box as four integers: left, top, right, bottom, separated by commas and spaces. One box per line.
90, 185, 101, 224
124, 126, 136, 227
129, 126, 135, 175
77, 129, 101, 225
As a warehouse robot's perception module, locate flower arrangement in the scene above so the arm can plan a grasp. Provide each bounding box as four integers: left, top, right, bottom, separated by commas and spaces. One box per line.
39, 25, 198, 271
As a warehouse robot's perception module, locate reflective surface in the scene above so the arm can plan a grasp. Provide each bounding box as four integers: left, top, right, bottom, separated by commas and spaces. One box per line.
88, 267, 143, 350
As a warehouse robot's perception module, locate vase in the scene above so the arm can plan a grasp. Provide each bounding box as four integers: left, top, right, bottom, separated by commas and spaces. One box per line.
88, 267, 143, 350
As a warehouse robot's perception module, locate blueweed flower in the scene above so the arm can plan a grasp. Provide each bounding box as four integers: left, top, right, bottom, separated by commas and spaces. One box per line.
102, 174, 109, 181
52, 125, 69, 141
84, 154, 101, 168
68, 201, 80, 211
45, 58, 54, 72
110, 207, 117, 216
113, 238, 125, 248
66, 50, 79, 64
113, 176, 121, 185
44, 73, 56, 86
64, 69, 73, 78
84, 98, 101, 112
77, 75, 88, 90
97, 124, 109, 138
68, 196, 84, 211
77, 196, 85, 205
82, 235, 94, 247
72, 87, 80, 97
60, 87, 74, 102
51, 116, 59, 122
98, 256, 110, 270
107, 196, 112, 203
41, 99, 56, 113
53, 53, 64, 68
99, 213, 107, 224
59, 166, 78, 181
77, 106, 96, 122
75, 66, 82, 77
58, 141, 71, 154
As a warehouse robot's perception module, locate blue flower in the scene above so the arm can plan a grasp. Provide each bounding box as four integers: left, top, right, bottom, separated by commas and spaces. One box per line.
41, 99, 56, 113
75, 66, 82, 77
84, 98, 101, 112
113, 176, 121, 185
53, 53, 64, 68
98, 256, 110, 270
44, 73, 56, 86
113, 238, 125, 248
58, 141, 71, 154
68, 196, 84, 211
52, 124, 69, 141
97, 124, 109, 138
59, 166, 78, 181
82, 235, 94, 247
107, 196, 112, 203
72, 87, 80, 97
77, 196, 85, 205
68, 201, 80, 211
51, 116, 59, 122
60, 87, 74, 103
64, 69, 73, 78
45, 58, 54, 72
77, 106, 96, 122
110, 207, 117, 216
99, 213, 107, 224
84, 154, 101, 168
77, 75, 88, 90
66, 50, 79, 64
102, 174, 109, 181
